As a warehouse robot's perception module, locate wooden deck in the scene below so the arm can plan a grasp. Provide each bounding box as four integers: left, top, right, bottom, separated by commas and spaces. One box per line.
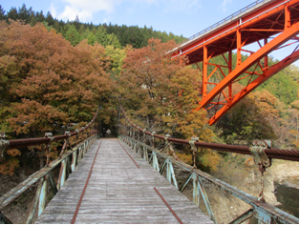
36, 139, 214, 224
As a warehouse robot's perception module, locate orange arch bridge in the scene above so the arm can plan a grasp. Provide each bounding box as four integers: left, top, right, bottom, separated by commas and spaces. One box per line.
172, 0, 299, 125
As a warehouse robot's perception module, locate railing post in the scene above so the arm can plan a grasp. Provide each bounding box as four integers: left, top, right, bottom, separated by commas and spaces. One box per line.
151, 131, 156, 148
169, 161, 178, 190
192, 172, 200, 207
71, 151, 77, 172
166, 159, 171, 182
143, 146, 148, 161
152, 152, 159, 172
26, 178, 44, 224
164, 159, 179, 190
77, 146, 82, 163
83, 142, 87, 156
38, 177, 47, 217
57, 159, 66, 190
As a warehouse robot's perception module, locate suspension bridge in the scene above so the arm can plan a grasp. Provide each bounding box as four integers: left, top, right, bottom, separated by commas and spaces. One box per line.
0, 0, 299, 223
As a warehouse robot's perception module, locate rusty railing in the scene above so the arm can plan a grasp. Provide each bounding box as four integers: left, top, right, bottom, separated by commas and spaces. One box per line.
0, 109, 99, 224
120, 107, 299, 224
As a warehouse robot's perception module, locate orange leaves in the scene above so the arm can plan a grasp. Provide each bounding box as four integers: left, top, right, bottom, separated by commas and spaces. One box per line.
176, 152, 193, 165
120, 38, 218, 170
0, 20, 114, 175
0, 20, 112, 136
0, 158, 19, 176
8, 99, 68, 135
120, 38, 213, 141
6, 149, 21, 157
198, 149, 220, 172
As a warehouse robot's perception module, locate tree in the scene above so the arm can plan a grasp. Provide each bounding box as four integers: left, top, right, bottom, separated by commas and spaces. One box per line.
35, 10, 45, 22
87, 32, 96, 45
18, 4, 30, 21
215, 85, 277, 145
119, 38, 218, 170
74, 15, 80, 30
65, 24, 79, 46
95, 26, 109, 46
107, 33, 121, 48
251, 89, 299, 149
0, 21, 112, 174
0, 5, 6, 20
45, 11, 54, 26
105, 46, 126, 78
7, 7, 18, 20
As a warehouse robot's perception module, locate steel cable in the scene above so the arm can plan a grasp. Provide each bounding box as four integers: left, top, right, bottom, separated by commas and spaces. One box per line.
121, 107, 299, 161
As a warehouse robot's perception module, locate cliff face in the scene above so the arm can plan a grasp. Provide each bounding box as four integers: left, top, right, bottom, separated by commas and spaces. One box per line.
214, 159, 298, 223
180, 157, 299, 223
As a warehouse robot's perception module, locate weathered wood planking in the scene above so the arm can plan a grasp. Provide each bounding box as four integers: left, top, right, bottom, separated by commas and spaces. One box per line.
36, 139, 213, 224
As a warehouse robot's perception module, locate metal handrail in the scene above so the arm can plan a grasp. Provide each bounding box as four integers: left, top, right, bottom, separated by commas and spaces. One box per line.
0, 108, 100, 223
120, 107, 299, 161
0, 134, 97, 223
3, 108, 99, 150
179, 0, 266, 46
121, 135, 299, 224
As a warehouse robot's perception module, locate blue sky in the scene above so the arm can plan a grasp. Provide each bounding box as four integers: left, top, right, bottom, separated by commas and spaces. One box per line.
1, 0, 298, 65
1, 0, 261, 37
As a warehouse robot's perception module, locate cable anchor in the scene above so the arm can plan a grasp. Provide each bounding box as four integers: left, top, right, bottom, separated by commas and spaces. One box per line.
44, 132, 54, 166
189, 137, 199, 169
0, 132, 9, 162
250, 140, 272, 203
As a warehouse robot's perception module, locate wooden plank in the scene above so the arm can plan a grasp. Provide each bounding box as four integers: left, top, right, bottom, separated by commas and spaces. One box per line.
36, 139, 214, 224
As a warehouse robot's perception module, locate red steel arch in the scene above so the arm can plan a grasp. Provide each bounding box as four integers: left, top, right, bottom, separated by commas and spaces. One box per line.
172, 0, 299, 125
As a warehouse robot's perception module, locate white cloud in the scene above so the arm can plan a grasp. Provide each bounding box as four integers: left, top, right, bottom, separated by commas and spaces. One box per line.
51, 0, 202, 22
103, 16, 111, 23
49, 3, 57, 18
172, 0, 201, 13
221, 0, 232, 12
132, 0, 202, 13
54, 0, 122, 22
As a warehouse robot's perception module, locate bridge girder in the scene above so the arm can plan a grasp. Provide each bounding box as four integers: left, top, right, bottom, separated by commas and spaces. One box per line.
173, 0, 299, 125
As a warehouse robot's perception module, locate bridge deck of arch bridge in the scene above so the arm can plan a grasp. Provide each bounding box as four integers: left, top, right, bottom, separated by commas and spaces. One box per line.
36, 139, 213, 224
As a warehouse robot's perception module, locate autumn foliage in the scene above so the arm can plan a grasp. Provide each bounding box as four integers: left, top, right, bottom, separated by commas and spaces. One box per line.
0, 20, 297, 177
0, 20, 112, 174
119, 38, 219, 170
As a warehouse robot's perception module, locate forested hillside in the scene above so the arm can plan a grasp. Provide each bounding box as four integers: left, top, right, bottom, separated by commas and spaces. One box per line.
0, 4, 186, 49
